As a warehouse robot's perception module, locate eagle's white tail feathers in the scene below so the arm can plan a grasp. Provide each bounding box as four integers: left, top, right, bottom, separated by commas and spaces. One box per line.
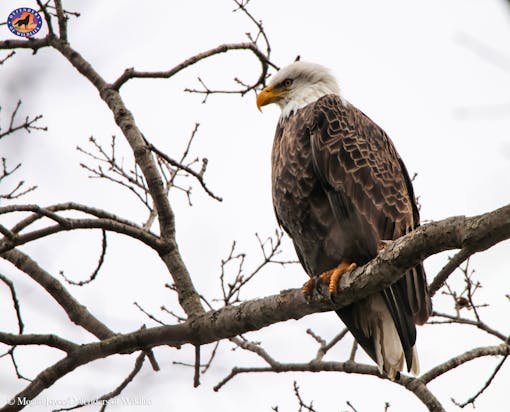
411, 345, 420, 376
368, 295, 420, 380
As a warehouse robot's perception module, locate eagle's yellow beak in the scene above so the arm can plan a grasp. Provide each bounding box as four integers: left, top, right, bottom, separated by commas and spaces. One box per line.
256, 86, 287, 112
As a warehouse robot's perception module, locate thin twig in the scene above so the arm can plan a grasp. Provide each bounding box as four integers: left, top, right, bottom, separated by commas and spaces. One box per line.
0, 100, 47, 140
193, 345, 201, 387
293, 381, 317, 412
430, 248, 471, 296
0, 51, 15, 65
53, 0, 68, 42
59, 230, 107, 286
451, 352, 509, 408
219, 230, 297, 305
201, 341, 220, 374
134, 302, 166, 326
147, 141, 222, 202
430, 311, 507, 342
112, 42, 272, 90
53, 352, 146, 412
349, 341, 358, 362
9, 350, 32, 382
0, 273, 24, 333
346, 401, 359, 412
35, 0, 54, 35
230, 336, 280, 367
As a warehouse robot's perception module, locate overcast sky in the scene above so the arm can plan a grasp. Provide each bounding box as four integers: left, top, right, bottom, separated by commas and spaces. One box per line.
1, 1, 510, 411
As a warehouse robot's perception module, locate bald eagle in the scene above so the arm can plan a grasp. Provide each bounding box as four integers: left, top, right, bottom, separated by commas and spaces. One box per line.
256, 61, 431, 379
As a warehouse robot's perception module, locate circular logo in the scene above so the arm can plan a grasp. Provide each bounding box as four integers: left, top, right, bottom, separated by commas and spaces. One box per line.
7, 8, 43, 37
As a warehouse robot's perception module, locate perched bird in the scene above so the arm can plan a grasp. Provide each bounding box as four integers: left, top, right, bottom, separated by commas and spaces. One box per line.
256, 61, 431, 379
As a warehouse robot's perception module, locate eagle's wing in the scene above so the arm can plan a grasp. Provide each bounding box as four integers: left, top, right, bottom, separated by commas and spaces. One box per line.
309, 94, 431, 369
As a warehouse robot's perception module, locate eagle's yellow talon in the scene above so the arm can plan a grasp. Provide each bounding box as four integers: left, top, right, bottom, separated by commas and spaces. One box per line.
302, 278, 317, 299
316, 261, 357, 297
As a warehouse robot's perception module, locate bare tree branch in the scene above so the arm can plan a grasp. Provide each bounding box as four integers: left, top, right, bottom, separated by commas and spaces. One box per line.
59, 229, 107, 286
218, 230, 297, 305
147, 140, 222, 202
430, 311, 507, 342
193, 345, 201, 387
0, 203, 164, 253
213, 361, 445, 412
0, 102, 47, 202
293, 381, 317, 412
0, 200, 498, 408
53, 0, 68, 42
420, 343, 509, 384
430, 248, 471, 296
455, 31, 510, 73
451, 352, 509, 408
0, 36, 51, 53
35, 0, 55, 36
53, 352, 146, 412
0, 51, 16, 65
44, 36, 204, 317
77, 136, 152, 209
0, 332, 78, 353
1, 249, 115, 340
112, 42, 273, 91
0, 101, 46, 140
0, 197, 508, 411
0, 273, 24, 334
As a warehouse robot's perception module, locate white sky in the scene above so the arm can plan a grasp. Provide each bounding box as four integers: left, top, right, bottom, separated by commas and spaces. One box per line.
1, 1, 510, 411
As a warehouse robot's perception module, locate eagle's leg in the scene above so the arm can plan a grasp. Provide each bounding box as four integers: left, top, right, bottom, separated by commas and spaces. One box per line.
302, 260, 356, 300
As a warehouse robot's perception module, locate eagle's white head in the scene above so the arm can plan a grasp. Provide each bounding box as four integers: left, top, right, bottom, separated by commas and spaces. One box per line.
256, 61, 342, 118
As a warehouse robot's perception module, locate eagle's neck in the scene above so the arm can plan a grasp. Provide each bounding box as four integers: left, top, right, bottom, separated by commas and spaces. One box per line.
279, 82, 343, 118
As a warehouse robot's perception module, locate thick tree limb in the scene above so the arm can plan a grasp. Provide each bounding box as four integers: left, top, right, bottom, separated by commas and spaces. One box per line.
2, 204, 509, 410
0, 32, 205, 317
1, 249, 114, 340
4, 205, 510, 351
47, 37, 204, 317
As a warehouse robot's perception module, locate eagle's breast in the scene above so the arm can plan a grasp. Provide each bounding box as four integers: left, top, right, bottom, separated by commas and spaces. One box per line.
271, 105, 344, 275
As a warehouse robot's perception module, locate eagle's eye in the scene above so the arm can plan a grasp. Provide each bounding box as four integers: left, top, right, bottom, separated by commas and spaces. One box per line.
283, 78, 293, 88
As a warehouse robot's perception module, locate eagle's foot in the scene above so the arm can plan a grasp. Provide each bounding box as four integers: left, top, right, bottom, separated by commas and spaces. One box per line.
302, 261, 357, 301
302, 277, 318, 300
323, 261, 357, 301
302, 274, 330, 300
